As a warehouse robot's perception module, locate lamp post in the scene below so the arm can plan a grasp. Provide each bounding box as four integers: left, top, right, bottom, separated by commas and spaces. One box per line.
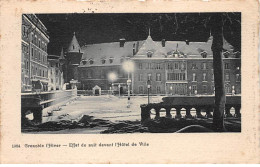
189, 86, 191, 96
108, 72, 117, 96
118, 84, 121, 98
147, 80, 151, 104
122, 60, 134, 107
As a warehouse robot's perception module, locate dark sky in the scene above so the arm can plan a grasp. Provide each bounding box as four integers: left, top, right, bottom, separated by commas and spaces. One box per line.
36, 13, 241, 55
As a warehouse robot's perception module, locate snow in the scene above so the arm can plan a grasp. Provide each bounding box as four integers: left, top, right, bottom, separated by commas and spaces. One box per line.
42, 95, 164, 123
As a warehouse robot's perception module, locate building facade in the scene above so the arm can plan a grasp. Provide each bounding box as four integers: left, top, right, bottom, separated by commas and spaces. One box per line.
47, 53, 65, 91
21, 14, 49, 92
67, 33, 241, 96
132, 34, 241, 95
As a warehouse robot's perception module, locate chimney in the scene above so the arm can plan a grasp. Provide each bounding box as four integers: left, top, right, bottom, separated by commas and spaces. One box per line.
162, 39, 166, 47
133, 43, 136, 56
119, 38, 126, 47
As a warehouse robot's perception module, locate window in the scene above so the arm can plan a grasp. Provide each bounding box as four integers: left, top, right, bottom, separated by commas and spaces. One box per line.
22, 26, 26, 37
203, 73, 207, 81
43, 70, 45, 77
147, 51, 153, 58
191, 63, 197, 69
82, 60, 87, 65
156, 63, 161, 70
192, 73, 197, 82
212, 73, 214, 81
192, 85, 197, 94
139, 86, 144, 94
147, 63, 151, 69
89, 59, 94, 64
225, 84, 231, 94
31, 48, 33, 58
224, 63, 230, 69
148, 74, 152, 81
101, 70, 105, 79
138, 74, 143, 81
174, 62, 179, 69
202, 62, 207, 69
236, 74, 240, 82
225, 73, 230, 81
167, 73, 185, 81
87, 70, 93, 78
180, 62, 185, 70
101, 58, 106, 64
156, 73, 161, 81
156, 86, 161, 94
202, 85, 207, 93
139, 63, 142, 69
109, 57, 114, 64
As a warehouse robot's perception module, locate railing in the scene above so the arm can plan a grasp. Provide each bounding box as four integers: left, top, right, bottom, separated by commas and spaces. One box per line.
21, 89, 77, 124
140, 95, 241, 123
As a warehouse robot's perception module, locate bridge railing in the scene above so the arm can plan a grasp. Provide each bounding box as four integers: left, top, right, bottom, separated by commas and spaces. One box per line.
140, 95, 241, 123
21, 89, 77, 124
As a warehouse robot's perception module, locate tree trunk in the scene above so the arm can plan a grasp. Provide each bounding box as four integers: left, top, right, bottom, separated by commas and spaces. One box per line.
211, 14, 226, 132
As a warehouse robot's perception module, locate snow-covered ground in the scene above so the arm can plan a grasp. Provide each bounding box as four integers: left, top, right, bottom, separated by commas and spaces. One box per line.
41, 95, 164, 123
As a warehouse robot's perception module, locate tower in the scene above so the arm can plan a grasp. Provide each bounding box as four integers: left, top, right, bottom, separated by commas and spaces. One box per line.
65, 32, 83, 83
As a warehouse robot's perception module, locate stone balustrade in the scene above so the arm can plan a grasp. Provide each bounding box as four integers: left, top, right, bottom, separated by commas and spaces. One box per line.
21, 89, 77, 125
140, 95, 241, 123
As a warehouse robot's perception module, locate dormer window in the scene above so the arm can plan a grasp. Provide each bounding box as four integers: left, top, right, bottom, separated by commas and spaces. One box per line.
109, 57, 114, 64
82, 60, 87, 65
89, 59, 94, 65
101, 58, 106, 64
223, 51, 230, 58
200, 51, 207, 58
147, 50, 153, 58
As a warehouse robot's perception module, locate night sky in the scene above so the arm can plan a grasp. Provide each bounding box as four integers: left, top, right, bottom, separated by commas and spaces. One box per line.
36, 13, 241, 55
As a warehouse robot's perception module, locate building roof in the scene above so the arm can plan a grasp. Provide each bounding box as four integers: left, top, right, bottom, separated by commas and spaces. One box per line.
67, 32, 81, 53
79, 34, 236, 67
79, 40, 144, 67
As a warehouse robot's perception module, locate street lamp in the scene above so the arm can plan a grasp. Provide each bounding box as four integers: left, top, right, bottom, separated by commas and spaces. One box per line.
108, 72, 118, 96
122, 60, 134, 107
147, 80, 151, 104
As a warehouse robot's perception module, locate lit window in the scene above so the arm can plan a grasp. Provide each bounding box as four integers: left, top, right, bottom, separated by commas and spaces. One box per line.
202, 62, 207, 69
148, 74, 152, 81
192, 73, 196, 81
203, 73, 207, 81
236, 74, 240, 82
225, 73, 230, 81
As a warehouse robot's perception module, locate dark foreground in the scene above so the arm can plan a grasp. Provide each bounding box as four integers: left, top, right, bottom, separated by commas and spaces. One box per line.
22, 115, 241, 133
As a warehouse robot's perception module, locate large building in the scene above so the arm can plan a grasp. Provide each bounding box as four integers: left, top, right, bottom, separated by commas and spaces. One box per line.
67, 32, 241, 96
21, 14, 49, 92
